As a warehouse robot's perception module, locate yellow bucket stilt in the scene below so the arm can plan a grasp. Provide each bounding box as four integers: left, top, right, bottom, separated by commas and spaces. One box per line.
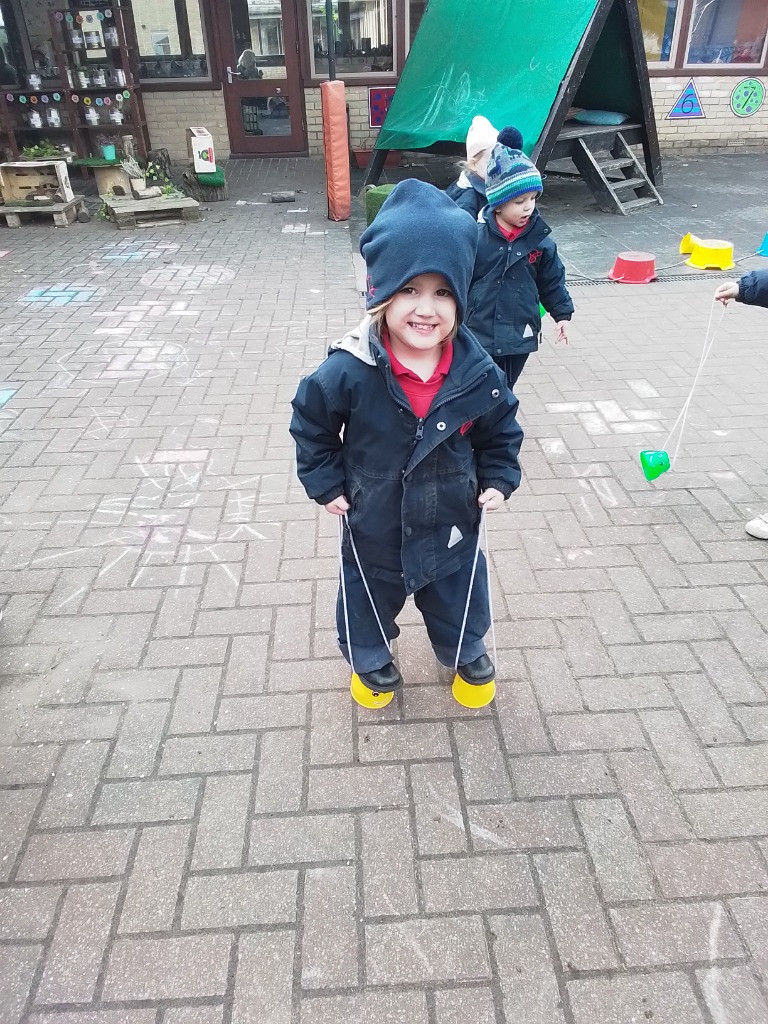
451, 673, 496, 708
679, 232, 734, 270
350, 672, 394, 709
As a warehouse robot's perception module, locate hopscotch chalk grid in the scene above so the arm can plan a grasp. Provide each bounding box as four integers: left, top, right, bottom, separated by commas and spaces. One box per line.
20, 286, 97, 307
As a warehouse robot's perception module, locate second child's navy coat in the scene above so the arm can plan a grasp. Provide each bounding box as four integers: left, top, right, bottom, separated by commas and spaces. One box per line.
465, 208, 574, 358
290, 318, 523, 596
739, 269, 768, 307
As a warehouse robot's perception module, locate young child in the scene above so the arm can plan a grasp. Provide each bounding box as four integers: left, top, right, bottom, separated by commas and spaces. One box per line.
465, 126, 574, 390
290, 180, 523, 708
444, 115, 499, 219
715, 269, 768, 540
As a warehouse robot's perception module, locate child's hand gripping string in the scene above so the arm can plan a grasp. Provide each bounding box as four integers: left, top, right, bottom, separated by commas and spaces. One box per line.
478, 488, 505, 511
715, 282, 739, 305
325, 495, 350, 516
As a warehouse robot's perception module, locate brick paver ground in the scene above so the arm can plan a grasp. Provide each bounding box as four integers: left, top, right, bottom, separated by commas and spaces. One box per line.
1, 158, 768, 1024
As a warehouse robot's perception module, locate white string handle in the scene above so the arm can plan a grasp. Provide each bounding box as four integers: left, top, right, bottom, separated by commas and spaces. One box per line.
660, 298, 727, 468
337, 513, 391, 676
453, 507, 497, 674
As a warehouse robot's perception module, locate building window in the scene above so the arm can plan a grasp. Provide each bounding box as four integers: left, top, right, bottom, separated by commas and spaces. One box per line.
134, 0, 210, 81
406, 0, 428, 50
308, 0, 394, 77
638, 0, 681, 63
685, 0, 768, 66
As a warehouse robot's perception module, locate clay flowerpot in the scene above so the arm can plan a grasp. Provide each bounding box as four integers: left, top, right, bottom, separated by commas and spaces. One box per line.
351, 149, 400, 170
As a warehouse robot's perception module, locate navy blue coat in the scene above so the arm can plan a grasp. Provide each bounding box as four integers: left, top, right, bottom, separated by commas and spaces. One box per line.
465, 208, 574, 358
739, 269, 768, 307
445, 179, 485, 220
290, 319, 523, 595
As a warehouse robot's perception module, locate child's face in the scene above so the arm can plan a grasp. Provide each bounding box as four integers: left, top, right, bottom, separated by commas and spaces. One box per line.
385, 273, 457, 354
496, 190, 538, 230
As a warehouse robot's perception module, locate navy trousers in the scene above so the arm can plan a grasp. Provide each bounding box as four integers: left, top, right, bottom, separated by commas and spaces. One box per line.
336, 554, 490, 674
496, 353, 530, 390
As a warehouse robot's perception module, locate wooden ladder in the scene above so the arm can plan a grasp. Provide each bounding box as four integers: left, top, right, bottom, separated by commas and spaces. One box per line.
571, 131, 663, 215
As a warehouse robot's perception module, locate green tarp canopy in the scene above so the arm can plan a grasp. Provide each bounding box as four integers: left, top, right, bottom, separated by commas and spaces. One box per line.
378, 0, 616, 154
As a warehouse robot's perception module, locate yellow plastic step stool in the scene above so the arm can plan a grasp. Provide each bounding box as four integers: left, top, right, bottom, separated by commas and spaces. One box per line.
679, 233, 734, 271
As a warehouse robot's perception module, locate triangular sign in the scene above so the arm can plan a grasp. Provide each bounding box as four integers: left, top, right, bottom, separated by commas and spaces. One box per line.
667, 79, 705, 119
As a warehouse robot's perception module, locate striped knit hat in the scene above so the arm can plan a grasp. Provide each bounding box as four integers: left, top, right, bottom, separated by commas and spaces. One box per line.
485, 126, 543, 210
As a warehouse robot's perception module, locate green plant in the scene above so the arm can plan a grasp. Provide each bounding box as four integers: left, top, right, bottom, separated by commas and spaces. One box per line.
21, 141, 62, 159
145, 159, 171, 184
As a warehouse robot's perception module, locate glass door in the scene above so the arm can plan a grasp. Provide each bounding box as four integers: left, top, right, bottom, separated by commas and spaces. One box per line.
218, 0, 305, 155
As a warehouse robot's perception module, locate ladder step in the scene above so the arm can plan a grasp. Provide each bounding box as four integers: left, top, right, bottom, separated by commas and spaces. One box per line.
598, 158, 635, 172
612, 176, 646, 191
621, 197, 658, 212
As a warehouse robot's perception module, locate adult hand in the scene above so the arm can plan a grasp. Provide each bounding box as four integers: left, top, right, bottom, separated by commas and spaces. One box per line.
478, 488, 505, 511
714, 282, 738, 305
325, 495, 350, 515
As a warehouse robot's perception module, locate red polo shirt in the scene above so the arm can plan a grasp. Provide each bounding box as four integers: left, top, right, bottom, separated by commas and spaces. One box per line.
383, 332, 453, 419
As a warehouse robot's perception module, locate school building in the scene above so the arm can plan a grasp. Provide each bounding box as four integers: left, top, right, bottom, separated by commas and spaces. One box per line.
1, 0, 767, 162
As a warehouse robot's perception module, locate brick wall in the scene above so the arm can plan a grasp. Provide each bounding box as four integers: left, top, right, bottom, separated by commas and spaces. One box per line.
651, 76, 768, 154
143, 90, 230, 162
304, 85, 380, 155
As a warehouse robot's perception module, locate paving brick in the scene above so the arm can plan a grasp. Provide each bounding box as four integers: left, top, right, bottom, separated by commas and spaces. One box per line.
410, 761, 468, 855
88, 668, 178, 702
254, 728, 305, 812
249, 813, 355, 866
649, 841, 768, 898
468, 802, 579, 851
0, 886, 61, 940
692, 640, 766, 703
93, 778, 200, 824
233, 931, 294, 1024
683, 790, 768, 838
524, 648, 583, 713
568, 972, 706, 1024
107, 701, 170, 778
717, 611, 768, 668
611, 901, 743, 967
163, 1008, 223, 1024
453, 720, 511, 800
217, 693, 307, 732
548, 712, 645, 751
610, 642, 699, 674
182, 870, 297, 929
18, 828, 134, 882
490, 914, 565, 1024
0, 787, 41, 880
358, 721, 451, 761
608, 566, 663, 613
169, 667, 221, 734
513, 752, 615, 797
729, 897, 768, 985
609, 751, 693, 841
668, 673, 744, 744
733, 705, 768, 741
159, 733, 257, 776
309, 692, 353, 764
28, 1012, 158, 1024
307, 765, 407, 810
575, 798, 656, 901
578, 675, 673, 710
37, 740, 110, 828
433, 987, 496, 1024
535, 851, 617, 970
641, 710, 718, 789
300, 991, 428, 1024
223, 635, 270, 694
103, 935, 233, 1001
421, 854, 537, 912
144, 637, 228, 668
557, 618, 615, 676
696, 965, 768, 1024
301, 865, 357, 988
0, 945, 43, 1024
496, 679, 551, 754
709, 744, 768, 787
36, 882, 120, 1004
366, 916, 490, 984
16, 706, 122, 744
193, 774, 251, 870
0, 744, 58, 786
361, 808, 418, 916
119, 823, 190, 933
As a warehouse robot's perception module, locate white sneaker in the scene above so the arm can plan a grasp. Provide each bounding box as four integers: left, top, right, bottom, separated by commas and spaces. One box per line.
745, 513, 768, 540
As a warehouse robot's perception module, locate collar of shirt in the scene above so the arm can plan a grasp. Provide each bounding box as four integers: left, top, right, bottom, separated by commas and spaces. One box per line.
494, 214, 528, 242
383, 330, 453, 384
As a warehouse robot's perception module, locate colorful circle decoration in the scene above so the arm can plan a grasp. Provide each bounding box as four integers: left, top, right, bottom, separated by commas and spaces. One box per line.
105, 9, 114, 18
53, 92, 61, 102
30, 95, 38, 103
72, 94, 79, 102
86, 13, 94, 22
97, 11, 105, 20
54, 10, 63, 19
122, 90, 130, 99
731, 78, 765, 118
83, 96, 92, 105
19, 95, 26, 103
65, 13, 73, 22
76, 14, 84, 24
95, 97, 103, 106
6, 93, 14, 102
41, 94, 49, 103
104, 96, 111, 105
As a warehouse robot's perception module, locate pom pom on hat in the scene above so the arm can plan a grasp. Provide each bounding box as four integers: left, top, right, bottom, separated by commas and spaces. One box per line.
496, 126, 523, 150
485, 124, 543, 211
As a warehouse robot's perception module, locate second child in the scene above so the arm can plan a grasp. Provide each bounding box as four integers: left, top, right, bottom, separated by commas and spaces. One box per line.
465, 126, 574, 390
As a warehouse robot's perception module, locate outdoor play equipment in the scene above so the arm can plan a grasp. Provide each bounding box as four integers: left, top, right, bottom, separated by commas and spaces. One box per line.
339, 510, 497, 709
679, 233, 735, 271
608, 250, 657, 283
362, 0, 662, 215
639, 298, 727, 482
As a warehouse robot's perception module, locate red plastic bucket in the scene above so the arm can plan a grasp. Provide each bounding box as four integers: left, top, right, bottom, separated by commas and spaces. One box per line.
608, 251, 657, 285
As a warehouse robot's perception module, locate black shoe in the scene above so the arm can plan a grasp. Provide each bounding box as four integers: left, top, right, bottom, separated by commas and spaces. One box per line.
457, 654, 495, 686
359, 662, 403, 694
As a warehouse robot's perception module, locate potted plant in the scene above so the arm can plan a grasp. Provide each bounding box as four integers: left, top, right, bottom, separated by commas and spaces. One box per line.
121, 155, 146, 195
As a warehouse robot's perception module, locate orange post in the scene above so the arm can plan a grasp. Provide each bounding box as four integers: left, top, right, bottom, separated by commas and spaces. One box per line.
321, 80, 351, 222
